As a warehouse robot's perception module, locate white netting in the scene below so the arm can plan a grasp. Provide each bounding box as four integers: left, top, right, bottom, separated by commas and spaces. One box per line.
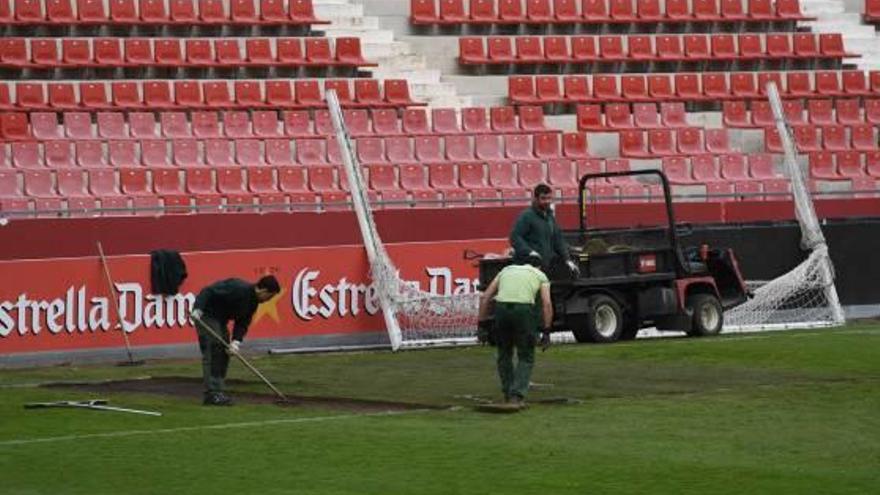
724, 246, 841, 331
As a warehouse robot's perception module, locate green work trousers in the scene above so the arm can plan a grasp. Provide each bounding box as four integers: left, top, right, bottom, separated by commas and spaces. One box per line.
494, 302, 538, 400
195, 316, 230, 395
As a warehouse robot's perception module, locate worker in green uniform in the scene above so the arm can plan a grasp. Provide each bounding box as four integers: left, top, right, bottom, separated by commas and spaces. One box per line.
190, 275, 281, 406
478, 254, 554, 408
510, 183, 579, 276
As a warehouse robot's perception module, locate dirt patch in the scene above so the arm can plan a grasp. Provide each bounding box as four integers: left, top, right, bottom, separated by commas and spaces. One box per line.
46, 376, 442, 413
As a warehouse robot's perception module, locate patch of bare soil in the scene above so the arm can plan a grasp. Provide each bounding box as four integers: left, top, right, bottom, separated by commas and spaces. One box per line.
46, 376, 442, 412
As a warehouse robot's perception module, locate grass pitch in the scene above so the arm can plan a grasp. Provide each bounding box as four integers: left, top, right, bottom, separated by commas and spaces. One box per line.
1, 323, 878, 495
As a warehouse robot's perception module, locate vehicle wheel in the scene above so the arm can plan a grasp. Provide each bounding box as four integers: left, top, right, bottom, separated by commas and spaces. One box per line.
685, 294, 723, 337
572, 295, 623, 343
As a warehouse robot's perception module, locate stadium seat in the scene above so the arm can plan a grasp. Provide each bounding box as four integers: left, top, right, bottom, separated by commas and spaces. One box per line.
852, 124, 878, 151
809, 151, 838, 179
46, 141, 75, 168
267, 139, 294, 166
562, 132, 589, 159
403, 109, 430, 134
97, 112, 126, 139
415, 136, 443, 162
662, 157, 695, 185
692, 155, 723, 182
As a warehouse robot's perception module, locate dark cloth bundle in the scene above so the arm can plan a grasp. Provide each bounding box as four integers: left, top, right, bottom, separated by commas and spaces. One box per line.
150, 249, 188, 295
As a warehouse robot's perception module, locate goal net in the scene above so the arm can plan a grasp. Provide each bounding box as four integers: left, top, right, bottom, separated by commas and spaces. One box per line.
327, 92, 481, 350
722, 82, 844, 332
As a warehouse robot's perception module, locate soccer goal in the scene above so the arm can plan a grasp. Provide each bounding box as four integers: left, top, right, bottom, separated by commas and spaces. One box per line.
721, 82, 845, 332
327, 91, 481, 350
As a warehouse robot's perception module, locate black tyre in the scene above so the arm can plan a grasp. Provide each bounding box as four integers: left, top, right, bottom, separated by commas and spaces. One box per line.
572, 294, 624, 343
685, 293, 723, 337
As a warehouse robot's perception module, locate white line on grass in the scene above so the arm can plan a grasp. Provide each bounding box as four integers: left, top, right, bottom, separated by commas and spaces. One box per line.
0, 409, 433, 447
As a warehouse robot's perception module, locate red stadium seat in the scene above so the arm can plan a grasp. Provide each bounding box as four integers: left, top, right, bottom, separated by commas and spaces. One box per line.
516, 36, 543, 62
723, 101, 750, 127
432, 108, 461, 134
563, 76, 591, 102
571, 36, 597, 61
852, 124, 878, 151
544, 36, 570, 62
403, 108, 429, 134
415, 136, 443, 162
605, 103, 633, 129
662, 157, 696, 185
809, 151, 838, 179
577, 104, 603, 131
562, 132, 589, 159
676, 127, 704, 155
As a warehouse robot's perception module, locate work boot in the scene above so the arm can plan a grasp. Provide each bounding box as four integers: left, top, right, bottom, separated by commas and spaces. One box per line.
203, 392, 233, 406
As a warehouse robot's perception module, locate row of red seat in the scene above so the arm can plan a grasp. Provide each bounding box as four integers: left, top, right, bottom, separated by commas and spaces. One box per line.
1, 133, 591, 169
810, 151, 880, 180
578, 102, 688, 130
412, 0, 811, 25
764, 125, 879, 153
0, 0, 325, 25
0, 79, 417, 111
661, 153, 780, 184
509, 70, 880, 104
6, 106, 550, 141
0, 37, 372, 70
723, 99, 880, 128
619, 127, 731, 157
0, 159, 634, 212
460, 33, 853, 65
4, 160, 874, 215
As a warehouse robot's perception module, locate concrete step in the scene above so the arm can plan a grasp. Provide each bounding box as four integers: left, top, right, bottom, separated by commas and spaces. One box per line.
313, 3, 364, 17
362, 41, 411, 60
374, 54, 428, 70
369, 68, 442, 84
315, 28, 394, 44
316, 16, 381, 30
411, 82, 459, 97
441, 75, 508, 96
801, 1, 846, 15
419, 94, 475, 108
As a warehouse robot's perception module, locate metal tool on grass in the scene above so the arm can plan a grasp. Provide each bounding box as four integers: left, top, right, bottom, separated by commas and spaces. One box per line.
191, 314, 290, 403
97, 241, 145, 367
24, 399, 162, 416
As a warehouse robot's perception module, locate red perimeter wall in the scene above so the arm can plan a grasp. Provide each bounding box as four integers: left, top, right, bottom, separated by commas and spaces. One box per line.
0, 198, 877, 261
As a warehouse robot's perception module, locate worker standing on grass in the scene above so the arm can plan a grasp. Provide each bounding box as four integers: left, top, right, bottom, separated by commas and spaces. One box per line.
190, 276, 281, 406
478, 254, 554, 408
510, 183, 579, 277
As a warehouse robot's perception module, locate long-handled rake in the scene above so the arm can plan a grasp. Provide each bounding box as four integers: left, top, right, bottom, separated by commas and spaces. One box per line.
97, 241, 145, 367
25, 399, 162, 416
191, 314, 290, 403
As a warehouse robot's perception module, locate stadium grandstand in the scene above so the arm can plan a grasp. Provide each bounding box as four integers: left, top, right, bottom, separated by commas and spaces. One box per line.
0, 0, 878, 362
0, 0, 877, 217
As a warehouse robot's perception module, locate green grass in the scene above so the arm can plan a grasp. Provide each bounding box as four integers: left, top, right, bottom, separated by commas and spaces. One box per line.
1, 323, 878, 495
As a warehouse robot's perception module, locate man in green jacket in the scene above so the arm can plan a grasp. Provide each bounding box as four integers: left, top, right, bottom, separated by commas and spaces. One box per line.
478, 254, 554, 408
510, 183, 578, 276
190, 275, 281, 406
